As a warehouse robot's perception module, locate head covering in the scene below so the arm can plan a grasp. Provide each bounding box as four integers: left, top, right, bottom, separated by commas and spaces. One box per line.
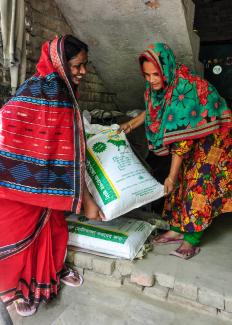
139, 43, 231, 155
0, 35, 86, 213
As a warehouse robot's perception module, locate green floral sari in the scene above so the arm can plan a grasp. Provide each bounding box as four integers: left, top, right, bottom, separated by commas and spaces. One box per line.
140, 43, 231, 156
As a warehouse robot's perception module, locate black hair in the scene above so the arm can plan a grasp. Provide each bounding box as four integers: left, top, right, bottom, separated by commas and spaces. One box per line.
139, 56, 148, 66
64, 35, 88, 61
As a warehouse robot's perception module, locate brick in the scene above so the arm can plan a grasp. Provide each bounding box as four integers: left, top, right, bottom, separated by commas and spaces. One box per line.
111, 268, 123, 280
73, 252, 93, 270
123, 277, 143, 292
130, 269, 155, 287
71, 265, 84, 276
80, 81, 107, 93
78, 101, 117, 112
30, 0, 59, 15
66, 249, 75, 264
174, 279, 198, 301
85, 73, 103, 84
115, 260, 134, 276
80, 91, 114, 103
155, 272, 175, 288
168, 290, 217, 316
92, 256, 115, 275
198, 287, 225, 310
144, 283, 169, 301
84, 270, 121, 287
85, 62, 97, 74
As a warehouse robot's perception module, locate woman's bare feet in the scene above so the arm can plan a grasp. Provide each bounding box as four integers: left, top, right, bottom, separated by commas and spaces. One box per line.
14, 299, 36, 317
170, 241, 200, 259
83, 185, 105, 221
153, 230, 183, 244
61, 269, 84, 287
177, 241, 193, 251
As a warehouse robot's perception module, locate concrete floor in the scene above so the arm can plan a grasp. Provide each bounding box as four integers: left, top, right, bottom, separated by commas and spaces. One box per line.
135, 213, 232, 301
8, 214, 232, 325
9, 280, 231, 325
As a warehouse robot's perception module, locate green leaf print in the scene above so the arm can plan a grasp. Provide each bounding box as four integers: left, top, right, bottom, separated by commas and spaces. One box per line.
92, 142, 107, 154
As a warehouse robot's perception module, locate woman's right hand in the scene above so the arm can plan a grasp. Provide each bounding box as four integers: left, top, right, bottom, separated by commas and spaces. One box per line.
83, 196, 105, 221
118, 111, 146, 134
118, 121, 134, 134
83, 183, 105, 221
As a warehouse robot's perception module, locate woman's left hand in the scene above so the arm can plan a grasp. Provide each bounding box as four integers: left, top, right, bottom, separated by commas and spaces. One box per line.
164, 177, 175, 196
164, 153, 182, 196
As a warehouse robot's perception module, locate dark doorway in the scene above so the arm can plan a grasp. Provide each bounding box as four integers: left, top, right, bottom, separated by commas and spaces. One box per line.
199, 42, 232, 107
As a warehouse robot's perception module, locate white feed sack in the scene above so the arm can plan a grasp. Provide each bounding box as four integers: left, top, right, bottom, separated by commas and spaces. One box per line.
67, 214, 155, 260
84, 120, 164, 221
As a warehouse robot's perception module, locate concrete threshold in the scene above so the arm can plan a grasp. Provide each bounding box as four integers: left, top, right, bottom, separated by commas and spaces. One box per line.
67, 214, 232, 322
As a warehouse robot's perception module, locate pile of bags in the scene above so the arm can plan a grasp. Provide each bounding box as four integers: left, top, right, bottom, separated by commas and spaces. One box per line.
67, 116, 164, 260
67, 214, 155, 260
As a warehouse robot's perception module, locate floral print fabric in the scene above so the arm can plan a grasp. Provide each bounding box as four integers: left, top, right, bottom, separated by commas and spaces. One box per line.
163, 131, 232, 232
140, 43, 231, 156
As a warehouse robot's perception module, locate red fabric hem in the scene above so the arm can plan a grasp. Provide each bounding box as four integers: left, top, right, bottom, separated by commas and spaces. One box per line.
0, 201, 68, 306
0, 188, 80, 212
1, 273, 63, 306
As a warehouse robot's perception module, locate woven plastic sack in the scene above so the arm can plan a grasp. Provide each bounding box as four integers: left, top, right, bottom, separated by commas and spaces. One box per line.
85, 121, 164, 221
67, 214, 155, 260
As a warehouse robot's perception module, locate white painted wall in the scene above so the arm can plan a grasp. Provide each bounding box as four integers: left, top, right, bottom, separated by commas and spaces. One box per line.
55, 0, 200, 112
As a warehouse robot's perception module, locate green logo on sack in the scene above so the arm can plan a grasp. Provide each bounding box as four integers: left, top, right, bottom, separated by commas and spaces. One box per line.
86, 148, 119, 205
107, 136, 127, 151
93, 142, 107, 153
68, 221, 128, 244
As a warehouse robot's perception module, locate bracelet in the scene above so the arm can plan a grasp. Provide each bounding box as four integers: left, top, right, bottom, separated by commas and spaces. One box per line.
128, 121, 133, 131
167, 176, 175, 185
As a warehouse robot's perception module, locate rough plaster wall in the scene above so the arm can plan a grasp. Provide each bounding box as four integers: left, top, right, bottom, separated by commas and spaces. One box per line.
0, 0, 118, 112
182, 0, 203, 74
55, 0, 200, 112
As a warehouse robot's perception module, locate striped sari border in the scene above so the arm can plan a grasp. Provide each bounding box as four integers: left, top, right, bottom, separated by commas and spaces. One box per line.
0, 209, 51, 261
163, 119, 231, 145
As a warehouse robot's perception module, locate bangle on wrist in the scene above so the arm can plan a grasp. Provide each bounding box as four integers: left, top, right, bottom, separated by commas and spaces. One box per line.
128, 121, 133, 131
167, 176, 175, 185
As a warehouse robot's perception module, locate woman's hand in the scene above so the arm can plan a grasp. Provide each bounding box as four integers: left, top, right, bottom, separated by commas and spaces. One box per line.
118, 121, 134, 134
118, 111, 146, 134
83, 197, 105, 221
164, 176, 175, 196
163, 152, 183, 196
83, 183, 105, 221
85, 207, 105, 221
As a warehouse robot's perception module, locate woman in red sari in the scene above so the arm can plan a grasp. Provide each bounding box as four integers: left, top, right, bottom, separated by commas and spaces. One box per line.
0, 35, 103, 316
120, 43, 231, 259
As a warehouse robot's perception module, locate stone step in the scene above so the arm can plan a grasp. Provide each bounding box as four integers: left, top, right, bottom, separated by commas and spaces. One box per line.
67, 245, 232, 317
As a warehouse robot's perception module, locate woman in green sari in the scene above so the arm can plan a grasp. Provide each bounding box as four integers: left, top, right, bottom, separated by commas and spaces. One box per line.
120, 43, 231, 259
